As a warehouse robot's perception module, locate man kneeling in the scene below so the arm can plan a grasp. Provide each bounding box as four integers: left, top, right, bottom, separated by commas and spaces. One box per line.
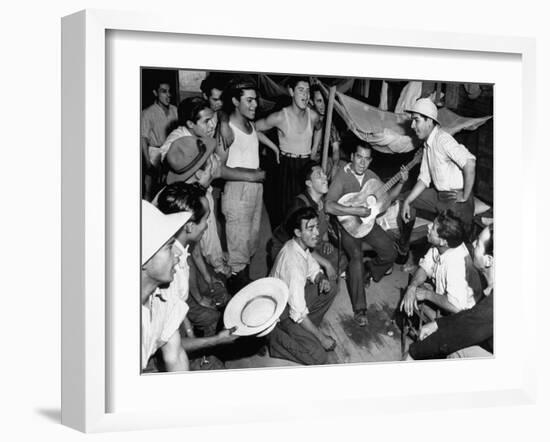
268, 207, 338, 365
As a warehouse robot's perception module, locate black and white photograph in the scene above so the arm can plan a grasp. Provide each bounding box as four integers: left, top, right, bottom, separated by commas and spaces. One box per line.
140, 68, 494, 373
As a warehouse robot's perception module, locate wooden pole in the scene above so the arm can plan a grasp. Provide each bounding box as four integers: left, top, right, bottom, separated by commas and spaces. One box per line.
322, 86, 337, 173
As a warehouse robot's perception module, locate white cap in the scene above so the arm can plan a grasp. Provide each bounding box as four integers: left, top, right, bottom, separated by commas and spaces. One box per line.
141, 200, 191, 265
405, 98, 439, 125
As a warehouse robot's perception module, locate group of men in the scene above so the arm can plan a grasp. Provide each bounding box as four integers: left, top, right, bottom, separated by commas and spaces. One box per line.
140, 72, 492, 371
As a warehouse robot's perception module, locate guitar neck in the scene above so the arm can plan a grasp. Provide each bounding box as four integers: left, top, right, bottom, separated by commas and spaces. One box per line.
376, 154, 422, 197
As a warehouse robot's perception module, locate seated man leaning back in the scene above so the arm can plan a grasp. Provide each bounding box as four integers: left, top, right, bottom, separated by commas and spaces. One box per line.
268, 207, 338, 366
270, 160, 345, 279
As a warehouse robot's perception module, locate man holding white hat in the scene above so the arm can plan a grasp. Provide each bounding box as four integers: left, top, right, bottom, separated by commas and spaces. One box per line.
399, 98, 476, 252
141, 200, 192, 371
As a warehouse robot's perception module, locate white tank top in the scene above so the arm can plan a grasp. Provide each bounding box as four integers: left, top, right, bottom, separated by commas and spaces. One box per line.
226, 121, 259, 169
278, 107, 313, 155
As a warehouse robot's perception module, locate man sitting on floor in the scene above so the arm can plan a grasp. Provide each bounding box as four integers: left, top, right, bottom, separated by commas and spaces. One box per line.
405, 224, 494, 360
400, 210, 477, 318
268, 207, 338, 365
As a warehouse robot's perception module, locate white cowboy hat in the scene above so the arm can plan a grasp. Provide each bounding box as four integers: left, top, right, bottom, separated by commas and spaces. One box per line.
141, 200, 191, 265
223, 277, 289, 336
405, 97, 440, 125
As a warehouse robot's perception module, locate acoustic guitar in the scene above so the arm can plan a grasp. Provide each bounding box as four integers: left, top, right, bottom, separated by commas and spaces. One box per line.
337, 150, 423, 238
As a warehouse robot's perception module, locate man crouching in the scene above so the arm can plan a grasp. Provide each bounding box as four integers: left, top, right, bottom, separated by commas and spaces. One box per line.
268, 206, 338, 365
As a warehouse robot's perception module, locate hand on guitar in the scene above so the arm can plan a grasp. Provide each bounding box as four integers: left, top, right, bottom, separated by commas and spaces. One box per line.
398, 165, 409, 184
355, 206, 372, 218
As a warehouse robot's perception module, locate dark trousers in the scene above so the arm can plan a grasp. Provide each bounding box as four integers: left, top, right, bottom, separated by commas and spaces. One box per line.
409, 293, 493, 360
268, 280, 337, 365
278, 155, 309, 221
340, 223, 397, 313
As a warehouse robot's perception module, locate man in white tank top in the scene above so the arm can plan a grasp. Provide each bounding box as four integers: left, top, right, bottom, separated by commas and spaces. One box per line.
217, 76, 267, 294
256, 77, 323, 223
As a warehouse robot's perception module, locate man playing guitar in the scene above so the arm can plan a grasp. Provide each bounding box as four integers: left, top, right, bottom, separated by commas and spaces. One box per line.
326, 143, 409, 327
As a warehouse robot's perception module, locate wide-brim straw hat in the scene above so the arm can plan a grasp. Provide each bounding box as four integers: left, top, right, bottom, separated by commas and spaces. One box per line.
141, 200, 191, 265
223, 277, 289, 336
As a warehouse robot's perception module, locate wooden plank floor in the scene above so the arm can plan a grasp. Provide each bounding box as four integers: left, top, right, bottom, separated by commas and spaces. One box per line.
223, 204, 427, 370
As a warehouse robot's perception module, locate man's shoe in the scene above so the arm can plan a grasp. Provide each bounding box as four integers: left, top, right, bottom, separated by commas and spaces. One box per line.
396, 251, 409, 265
353, 309, 369, 327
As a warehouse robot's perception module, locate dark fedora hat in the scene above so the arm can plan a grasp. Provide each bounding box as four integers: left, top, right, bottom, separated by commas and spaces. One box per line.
165, 135, 216, 184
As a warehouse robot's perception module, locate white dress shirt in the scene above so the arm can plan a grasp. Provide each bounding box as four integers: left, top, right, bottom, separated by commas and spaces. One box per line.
270, 239, 322, 323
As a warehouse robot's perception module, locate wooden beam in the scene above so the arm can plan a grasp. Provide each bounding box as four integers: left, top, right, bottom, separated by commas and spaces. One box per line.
322, 86, 337, 173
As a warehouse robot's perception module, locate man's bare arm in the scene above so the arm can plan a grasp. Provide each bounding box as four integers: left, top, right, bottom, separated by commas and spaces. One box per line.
325, 200, 371, 217
181, 328, 238, 353
422, 291, 460, 314
257, 131, 280, 163
161, 330, 190, 372
255, 111, 283, 132
461, 158, 476, 201
141, 137, 150, 164
219, 165, 265, 182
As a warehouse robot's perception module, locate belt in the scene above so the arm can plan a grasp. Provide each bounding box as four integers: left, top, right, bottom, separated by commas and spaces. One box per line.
280, 151, 310, 159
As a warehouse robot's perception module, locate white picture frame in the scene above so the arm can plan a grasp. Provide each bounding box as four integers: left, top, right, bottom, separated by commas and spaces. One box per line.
61, 9, 537, 433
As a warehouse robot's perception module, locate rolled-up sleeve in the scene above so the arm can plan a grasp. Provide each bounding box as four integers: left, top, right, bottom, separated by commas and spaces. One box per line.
419, 248, 436, 278
441, 133, 475, 169
287, 271, 310, 323
443, 258, 473, 311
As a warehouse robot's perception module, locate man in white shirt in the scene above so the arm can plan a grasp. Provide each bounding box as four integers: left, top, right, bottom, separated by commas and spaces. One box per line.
146, 183, 237, 372
141, 200, 192, 371
216, 76, 269, 294
399, 98, 476, 255
268, 206, 337, 365
400, 210, 477, 317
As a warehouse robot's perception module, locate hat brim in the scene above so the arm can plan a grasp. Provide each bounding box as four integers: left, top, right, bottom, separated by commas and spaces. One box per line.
141, 201, 192, 265
404, 108, 440, 125
166, 136, 216, 184
223, 277, 289, 336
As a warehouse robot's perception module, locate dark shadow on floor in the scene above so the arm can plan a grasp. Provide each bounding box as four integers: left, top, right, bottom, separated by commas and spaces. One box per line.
35, 407, 61, 423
